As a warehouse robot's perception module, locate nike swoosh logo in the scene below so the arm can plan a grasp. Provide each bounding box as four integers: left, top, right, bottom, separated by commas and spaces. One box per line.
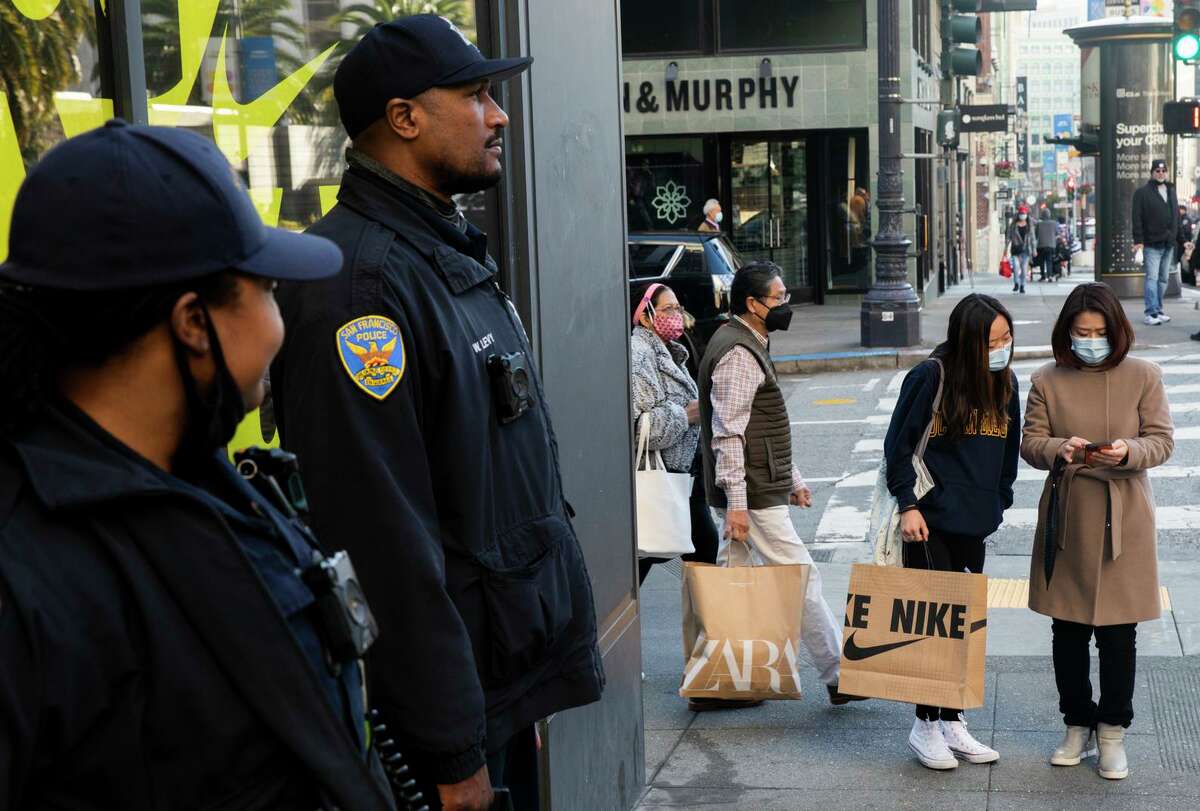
843, 631, 926, 661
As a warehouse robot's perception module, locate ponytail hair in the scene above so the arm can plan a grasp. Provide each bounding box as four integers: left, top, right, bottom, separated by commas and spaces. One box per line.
0, 274, 240, 436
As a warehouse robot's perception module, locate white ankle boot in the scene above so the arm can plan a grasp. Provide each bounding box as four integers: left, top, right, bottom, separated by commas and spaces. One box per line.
1096, 722, 1129, 779
940, 715, 999, 763
1050, 725, 1096, 766
908, 718, 958, 770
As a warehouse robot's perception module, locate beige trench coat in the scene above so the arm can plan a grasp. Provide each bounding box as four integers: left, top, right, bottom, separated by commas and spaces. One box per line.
1021, 357, 1174, 626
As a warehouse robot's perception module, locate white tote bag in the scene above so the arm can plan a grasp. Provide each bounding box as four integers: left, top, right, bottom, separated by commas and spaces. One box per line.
868, 359, 944, 566
634, 414, 695, 559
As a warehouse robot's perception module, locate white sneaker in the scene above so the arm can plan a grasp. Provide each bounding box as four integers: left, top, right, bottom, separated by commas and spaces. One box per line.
908, 718, 959, 770
1157, 312, 1172, 322
941, 716, 999, 764
1144, 315, 1163, 325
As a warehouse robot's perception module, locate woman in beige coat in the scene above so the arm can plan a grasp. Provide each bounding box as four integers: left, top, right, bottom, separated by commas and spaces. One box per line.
1021, 283, 1173, 782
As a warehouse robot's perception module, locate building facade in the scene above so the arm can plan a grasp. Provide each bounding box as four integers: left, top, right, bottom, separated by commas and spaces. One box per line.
621, 0, 969, 304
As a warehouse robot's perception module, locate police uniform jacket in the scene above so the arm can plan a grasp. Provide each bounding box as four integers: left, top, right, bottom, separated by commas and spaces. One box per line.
0, 404, 394, 810
270, 165, 604, 785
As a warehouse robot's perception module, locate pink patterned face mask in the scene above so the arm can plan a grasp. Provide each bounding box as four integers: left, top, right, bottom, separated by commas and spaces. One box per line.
652, 310, 685, 342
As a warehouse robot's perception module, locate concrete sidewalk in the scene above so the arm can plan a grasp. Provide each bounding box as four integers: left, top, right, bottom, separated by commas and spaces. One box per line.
774, 255, 1200, 374
636, 559, 1200, 809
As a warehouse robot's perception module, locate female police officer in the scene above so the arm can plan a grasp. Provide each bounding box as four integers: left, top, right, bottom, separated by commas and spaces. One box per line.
0, 121, 395, 810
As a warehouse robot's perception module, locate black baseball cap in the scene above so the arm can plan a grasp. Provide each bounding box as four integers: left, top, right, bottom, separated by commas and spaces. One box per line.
1152, 159, 1168, 172
0, 119, 342, 291
335, 14, 533, 139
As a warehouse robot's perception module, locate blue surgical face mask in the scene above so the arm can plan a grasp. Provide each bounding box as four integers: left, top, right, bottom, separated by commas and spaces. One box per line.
1071, 335, 1111, 365
988, 343, 1012, 371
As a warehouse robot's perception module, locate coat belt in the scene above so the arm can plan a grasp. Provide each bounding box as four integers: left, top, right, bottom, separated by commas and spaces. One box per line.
1056, 465, 1136, 561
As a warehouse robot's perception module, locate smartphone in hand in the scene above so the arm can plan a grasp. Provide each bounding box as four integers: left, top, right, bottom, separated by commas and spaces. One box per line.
1084, 442, 1113, 465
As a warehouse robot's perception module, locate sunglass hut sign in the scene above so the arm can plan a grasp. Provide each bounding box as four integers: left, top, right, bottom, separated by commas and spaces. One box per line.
623, 75, 802, 115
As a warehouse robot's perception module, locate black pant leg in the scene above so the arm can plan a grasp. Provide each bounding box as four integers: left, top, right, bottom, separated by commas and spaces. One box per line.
904, 530, 953, 721
682, 475, 719, 565
487, 726, 540, 811
1095, 623, 1137, 728
638, 557, 661, 586
1052, 618, 1098, 728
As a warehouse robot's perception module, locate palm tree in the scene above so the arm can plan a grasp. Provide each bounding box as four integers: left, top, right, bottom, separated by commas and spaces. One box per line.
141, 0, 316, 118
0, 0, 93, 162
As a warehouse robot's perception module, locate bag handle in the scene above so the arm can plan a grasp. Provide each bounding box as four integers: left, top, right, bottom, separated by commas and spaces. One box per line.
636, 413, 651, 469
913, 358, 945, 463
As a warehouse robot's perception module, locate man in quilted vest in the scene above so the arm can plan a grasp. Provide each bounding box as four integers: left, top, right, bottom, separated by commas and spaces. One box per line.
697, 261, 866, 711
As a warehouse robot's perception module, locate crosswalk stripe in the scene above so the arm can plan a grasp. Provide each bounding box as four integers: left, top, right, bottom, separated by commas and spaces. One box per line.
1002, 505, 1200, 530
853, 438, 884, 453
813, 495, 872, 543
886, 370, 906, 393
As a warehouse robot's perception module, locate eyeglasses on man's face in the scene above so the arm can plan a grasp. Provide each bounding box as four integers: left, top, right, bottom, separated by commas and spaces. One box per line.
759, 292, 791, 306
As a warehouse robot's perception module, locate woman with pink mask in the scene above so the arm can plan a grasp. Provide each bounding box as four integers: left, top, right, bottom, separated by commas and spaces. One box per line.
631, 283, 719, 584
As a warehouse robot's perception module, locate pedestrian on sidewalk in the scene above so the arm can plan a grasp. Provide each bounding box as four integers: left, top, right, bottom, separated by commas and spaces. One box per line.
699, 198, 723, 232
884, 293, 1020, 771
1036, 208, 1059, 282
1132, 158, 1182, 326
1004, 207, 1033, 294
698, 261, 866, 711
1021, 283, 1174, 782
630, 283, 719, 584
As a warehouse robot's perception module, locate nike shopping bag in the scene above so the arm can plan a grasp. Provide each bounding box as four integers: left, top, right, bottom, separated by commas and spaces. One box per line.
679, 561, 809, 701
838, 563, 988, 709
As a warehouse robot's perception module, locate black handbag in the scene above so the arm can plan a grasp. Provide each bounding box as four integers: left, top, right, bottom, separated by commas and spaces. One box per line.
1043, 457, 1068, 584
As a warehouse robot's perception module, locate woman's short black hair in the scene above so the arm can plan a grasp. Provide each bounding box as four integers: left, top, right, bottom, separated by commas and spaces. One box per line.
0, 273, 240, 435
730, 261, 782, 315
1051, 282, 1134, 371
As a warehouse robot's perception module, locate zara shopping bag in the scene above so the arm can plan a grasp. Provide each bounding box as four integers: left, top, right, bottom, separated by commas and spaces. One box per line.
838, 562, 988, 709
679, 561, 809, 700
634, 414, 694, 558
868, 358, 944, 566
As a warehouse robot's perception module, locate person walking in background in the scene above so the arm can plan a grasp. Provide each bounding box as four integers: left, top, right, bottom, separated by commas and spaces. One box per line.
1132, 159, 1181, 326
1036, 208, 1059, 282
1004, 206, 1033, 294
631, 283, 719, 584
884, 293, 1020, 771
1176, 203, 1194, 286
1021, 283, 1173, 782
699, 198, 723, 232
698, 261, 866, 711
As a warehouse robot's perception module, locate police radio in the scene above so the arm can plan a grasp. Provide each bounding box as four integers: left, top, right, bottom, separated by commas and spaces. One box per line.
234, 448, 379, 663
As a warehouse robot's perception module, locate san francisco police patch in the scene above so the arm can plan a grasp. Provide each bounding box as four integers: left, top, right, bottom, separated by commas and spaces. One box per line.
336, 315, 405, 401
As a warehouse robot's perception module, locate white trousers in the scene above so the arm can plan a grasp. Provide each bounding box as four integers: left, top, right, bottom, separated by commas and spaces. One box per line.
713, 505, 843, 686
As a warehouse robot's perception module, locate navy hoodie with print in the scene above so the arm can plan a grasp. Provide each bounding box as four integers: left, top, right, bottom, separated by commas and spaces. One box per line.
884, 357, 1021, 538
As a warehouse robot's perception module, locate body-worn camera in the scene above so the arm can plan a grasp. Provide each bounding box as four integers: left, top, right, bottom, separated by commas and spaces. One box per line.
487, 351, 534, 424
235, 448, 378, 666
301, 551, 379, 664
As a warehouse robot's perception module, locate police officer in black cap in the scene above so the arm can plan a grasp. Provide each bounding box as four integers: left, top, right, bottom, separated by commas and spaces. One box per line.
270, 14, 604, 811
0, 121, 395, 810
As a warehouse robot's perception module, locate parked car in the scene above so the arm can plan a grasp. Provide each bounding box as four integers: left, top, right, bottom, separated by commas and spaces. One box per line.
628, 231, 741, 373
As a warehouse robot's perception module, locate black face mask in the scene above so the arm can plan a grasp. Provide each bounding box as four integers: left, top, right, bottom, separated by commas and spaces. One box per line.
171, 301, 247, 474
756, 299, 793, 332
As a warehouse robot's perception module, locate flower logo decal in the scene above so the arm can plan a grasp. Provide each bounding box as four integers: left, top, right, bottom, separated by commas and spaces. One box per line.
651, 180, 691, 225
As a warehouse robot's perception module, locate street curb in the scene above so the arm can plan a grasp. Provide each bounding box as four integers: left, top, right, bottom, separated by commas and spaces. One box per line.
773, 342, 1165, 375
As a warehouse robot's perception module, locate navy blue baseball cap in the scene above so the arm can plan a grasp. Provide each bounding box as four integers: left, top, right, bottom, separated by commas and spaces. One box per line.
335, 14, 533, 139
0, 119, 342, 291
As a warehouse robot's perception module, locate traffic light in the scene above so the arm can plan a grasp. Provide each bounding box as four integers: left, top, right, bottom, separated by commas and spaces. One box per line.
1164, 99, 1200, 135
944, 1, 983, 76
1175, 1, 1200, 63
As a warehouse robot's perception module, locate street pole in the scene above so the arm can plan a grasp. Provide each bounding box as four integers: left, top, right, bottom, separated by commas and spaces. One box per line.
862, 0, 921, 346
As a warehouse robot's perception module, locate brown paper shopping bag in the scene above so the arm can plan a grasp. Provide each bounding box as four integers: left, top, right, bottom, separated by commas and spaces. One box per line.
679, 561, 810, 701
838, 563, 988, 709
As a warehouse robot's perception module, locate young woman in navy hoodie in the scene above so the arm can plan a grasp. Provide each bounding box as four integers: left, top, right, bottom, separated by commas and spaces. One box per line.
884, 293, 1021, 771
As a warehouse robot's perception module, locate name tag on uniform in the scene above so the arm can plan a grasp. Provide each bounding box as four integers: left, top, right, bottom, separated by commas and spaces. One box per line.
336, 315, 405, 401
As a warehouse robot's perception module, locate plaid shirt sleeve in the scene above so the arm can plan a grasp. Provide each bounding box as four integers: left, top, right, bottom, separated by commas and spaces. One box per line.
710, 347, 765, 512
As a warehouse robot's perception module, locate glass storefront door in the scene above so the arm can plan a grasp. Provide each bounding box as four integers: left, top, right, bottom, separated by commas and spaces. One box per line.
729, 138, 811, 300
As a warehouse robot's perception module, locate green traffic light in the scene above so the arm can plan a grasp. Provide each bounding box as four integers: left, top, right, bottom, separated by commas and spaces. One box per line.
1176, 33, 1200, 61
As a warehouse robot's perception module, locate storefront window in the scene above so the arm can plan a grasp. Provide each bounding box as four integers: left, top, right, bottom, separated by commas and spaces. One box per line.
620, 0, 704, 55
1, 0, 103, 262
626, 136, 711, 231
718, 0, 865, 52
826, 133, 870, 290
